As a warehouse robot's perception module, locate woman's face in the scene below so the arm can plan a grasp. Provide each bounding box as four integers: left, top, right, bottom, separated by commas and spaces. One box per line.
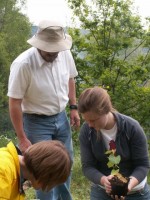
82, 111, 108, 131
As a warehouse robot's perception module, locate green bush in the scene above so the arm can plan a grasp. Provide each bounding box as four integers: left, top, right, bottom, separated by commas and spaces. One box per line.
0, 131, 17, 147
0, 109, 14, 133
0, 135, 11, 147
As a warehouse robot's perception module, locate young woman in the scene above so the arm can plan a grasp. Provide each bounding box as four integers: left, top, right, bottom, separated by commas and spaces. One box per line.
78, 86, 150, 200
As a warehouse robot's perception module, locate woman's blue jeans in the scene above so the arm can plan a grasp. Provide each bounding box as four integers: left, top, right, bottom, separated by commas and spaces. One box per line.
90, 183, 150, 200
23, 111, 73, 200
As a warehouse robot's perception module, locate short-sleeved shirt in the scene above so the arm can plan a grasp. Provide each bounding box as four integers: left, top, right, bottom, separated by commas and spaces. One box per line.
7, 47, 78, 115
0, 142, 25, 200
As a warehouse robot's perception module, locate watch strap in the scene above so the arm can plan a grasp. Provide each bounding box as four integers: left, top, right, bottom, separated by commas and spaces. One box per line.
69, 105, 78, 110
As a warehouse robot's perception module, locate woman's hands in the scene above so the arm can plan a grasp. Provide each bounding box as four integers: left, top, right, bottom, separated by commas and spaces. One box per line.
100, 175, 113, 194
110, 195, 125, 200
100, 175, 126, 200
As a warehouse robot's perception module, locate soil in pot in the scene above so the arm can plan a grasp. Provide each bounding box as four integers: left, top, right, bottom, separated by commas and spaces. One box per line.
109, 173, 130, 197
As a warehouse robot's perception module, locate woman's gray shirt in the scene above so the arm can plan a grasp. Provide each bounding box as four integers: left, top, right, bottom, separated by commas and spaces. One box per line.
79, 112, 150, 185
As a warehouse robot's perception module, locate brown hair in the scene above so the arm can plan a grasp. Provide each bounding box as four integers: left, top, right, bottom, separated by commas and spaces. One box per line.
78, 87, 114, 115
24, 140, 72, 191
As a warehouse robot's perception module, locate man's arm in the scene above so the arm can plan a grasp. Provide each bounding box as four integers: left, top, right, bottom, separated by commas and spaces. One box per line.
68, 78, 80, 128
9, 97, 32, 153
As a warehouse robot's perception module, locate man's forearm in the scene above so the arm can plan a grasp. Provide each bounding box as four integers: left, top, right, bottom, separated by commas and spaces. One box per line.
68, 78, 77, 105
9, 97, 26, 140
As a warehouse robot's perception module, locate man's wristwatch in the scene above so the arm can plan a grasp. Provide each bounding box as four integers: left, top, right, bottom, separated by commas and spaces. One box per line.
69, 105, 78, 110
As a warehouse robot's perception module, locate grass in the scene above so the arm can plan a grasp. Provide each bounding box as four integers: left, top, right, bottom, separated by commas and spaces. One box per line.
70, 146, 90, 200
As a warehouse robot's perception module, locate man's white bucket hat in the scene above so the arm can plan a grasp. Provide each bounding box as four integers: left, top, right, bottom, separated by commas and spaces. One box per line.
27, 20, 72, 52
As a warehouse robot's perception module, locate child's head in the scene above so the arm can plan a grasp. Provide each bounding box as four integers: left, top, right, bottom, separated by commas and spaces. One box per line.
24, 140, 71, 191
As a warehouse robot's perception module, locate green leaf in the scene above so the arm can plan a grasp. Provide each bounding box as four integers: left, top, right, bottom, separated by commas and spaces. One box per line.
108, 154, 120, 164
105, 150, 113, 154
111, 169, 120, 175
107, 161, 114, 168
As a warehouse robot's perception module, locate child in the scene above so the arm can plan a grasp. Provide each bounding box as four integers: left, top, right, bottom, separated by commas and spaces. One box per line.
0, 140, 71, 200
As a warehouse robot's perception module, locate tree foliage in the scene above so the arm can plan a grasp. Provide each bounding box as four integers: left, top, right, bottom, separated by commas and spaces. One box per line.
0, 0, 31, 105
0, 0, 31, 133
68, 0, 150, 131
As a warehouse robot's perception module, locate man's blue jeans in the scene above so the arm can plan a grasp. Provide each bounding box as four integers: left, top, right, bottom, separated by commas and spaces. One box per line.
23, 111, 73, 200
90, 183, 150, 200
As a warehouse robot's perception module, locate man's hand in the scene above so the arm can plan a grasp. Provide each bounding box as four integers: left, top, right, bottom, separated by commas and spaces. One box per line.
70, 109, 80, 130
19, 136, 32, 154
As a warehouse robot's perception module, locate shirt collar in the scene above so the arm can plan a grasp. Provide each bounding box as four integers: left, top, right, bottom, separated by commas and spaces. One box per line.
34, 48, 45, 67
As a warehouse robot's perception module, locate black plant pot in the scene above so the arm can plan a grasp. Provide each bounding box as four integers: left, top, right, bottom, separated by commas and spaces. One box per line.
109, 175, 130, 197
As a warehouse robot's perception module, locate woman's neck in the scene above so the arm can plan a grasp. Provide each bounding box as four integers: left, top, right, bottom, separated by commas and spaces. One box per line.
104, 112, 116, 130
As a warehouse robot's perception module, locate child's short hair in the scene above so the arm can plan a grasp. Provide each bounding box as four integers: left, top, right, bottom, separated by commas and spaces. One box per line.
24, 140, 72, 191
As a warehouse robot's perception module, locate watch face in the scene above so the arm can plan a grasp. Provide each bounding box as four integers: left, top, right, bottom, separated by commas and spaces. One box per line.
70, 105, 78, 109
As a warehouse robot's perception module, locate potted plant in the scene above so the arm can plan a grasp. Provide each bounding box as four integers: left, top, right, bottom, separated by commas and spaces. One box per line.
105, 140, 129, 197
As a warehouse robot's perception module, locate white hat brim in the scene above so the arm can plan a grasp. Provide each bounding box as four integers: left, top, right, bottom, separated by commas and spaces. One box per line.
27, 34, 72, 52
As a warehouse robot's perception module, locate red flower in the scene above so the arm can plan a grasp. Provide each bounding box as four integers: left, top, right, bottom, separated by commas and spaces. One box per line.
109, 140, 116, 150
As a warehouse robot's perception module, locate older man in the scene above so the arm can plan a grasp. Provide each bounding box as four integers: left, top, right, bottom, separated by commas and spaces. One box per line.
7, 20, 80, 200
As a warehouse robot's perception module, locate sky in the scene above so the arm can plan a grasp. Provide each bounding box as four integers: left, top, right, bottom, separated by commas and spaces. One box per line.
24, 0, 150, 26
25, 0, 71, 26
